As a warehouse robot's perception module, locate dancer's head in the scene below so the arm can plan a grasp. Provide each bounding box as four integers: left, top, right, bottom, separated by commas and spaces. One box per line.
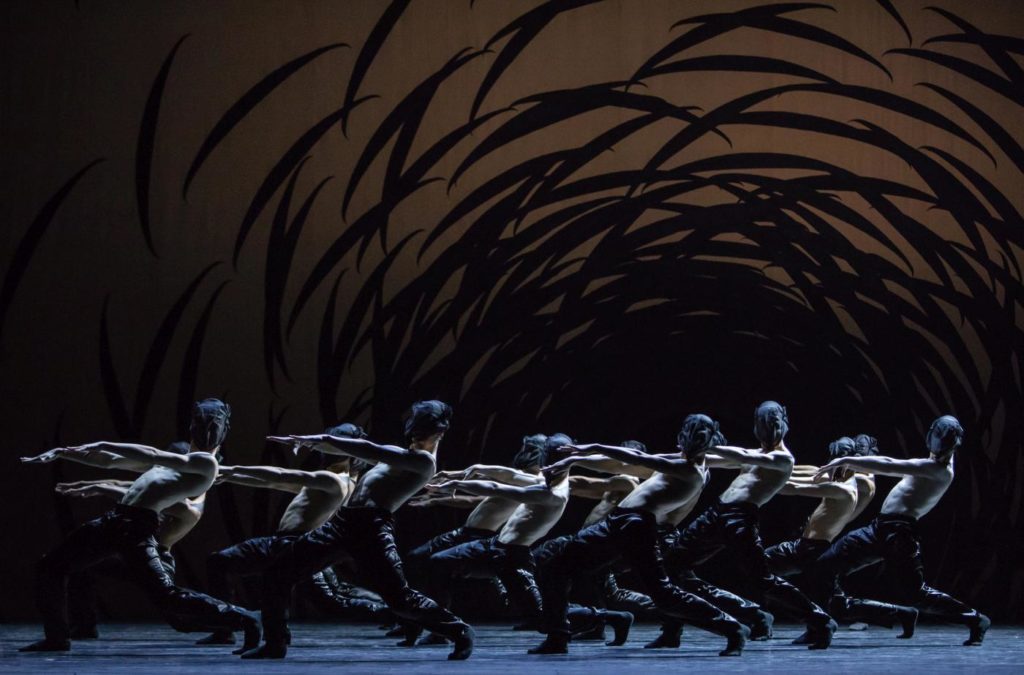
542, 433, 574, 483
853, 434, 879, 457
827, 436, 856, 460
403, 400, 453, 445
677, 414, 720, 459
753, 401, 788, 449
326, 422, 368, 440
620, 440, 648, 453
318, 423, 369, 472
190, 398, 231, 454
926, 415, 963, 459
165, 441, 191, 455
513, 434, 548, 471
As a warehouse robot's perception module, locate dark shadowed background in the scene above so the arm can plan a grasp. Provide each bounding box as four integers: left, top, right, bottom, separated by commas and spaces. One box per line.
1, 0, 1021, 621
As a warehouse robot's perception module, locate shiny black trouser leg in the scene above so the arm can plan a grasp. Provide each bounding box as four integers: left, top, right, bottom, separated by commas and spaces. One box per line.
669, 504, 830, 627
206, 535, 296, 608
261, 508, 467, 646
539, 510, 741, 639
813, 517, 977, 623
302, 567, 391, 622
429, 538, 543, 618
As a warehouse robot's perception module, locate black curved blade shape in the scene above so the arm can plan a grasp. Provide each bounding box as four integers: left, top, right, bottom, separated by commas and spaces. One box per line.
98, 295, 134, 439
341, 0, 411, 137
233, 95, 373, 267
131, 262, 222, 435
182, 42, 349, 198
137, 34, 189, 257
875, 0, 912, 45
0, 158, 104, 341
470, 0, 603, 120
176, 280, 230, 438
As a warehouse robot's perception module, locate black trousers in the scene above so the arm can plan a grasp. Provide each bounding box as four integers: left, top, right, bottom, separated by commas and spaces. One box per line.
428, 536, 543, 619
68, 544, 176, 633
538, 507, 742, 638
260, 506, 467, 645
35, 504, 253, 642
207, 534, 300, 605
811, 514, 978, 623
302, 566, 390, 622
534, 534, 655, 615
766, 537, 830, 577
666, 500, 830, 627
767, 536, 914, 627
405, 526, 495, 590
660, 524, 766, 626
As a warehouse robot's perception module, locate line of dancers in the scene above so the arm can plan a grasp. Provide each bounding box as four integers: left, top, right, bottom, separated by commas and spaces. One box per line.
19, 398, 990, 660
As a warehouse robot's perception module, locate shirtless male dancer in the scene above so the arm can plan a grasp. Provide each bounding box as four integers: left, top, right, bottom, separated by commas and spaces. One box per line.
810, 415, 990, 646
402, 434, 550, 609
553, 434, 772, 649
530, 415, 750, 656
197, 423, 386, 645
19, 399, 261, 653
53, 442, 203, 638
245, 400, 475, 660
660, 401, 836, 649
424, 434, 635, 647
766, 435, 918, 640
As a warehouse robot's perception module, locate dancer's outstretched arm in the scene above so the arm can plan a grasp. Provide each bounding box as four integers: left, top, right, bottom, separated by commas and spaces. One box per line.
23, 442, 215, 475
217, 465, 349, 495
568, 474, 639, 499
22, 446, 152, 472
427, 479, 559, 505
269, 434, 433, 473
455, 464, 542, 486
710, 445, 794, 470
408, 494, 484, 508
556, 443, 696, 478
777, 481, 854, 498
55, 480, 203, 521
814, 455, 941, 480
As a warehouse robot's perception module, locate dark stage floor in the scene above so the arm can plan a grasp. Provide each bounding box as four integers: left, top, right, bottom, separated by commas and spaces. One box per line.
1, 622, 1021, 672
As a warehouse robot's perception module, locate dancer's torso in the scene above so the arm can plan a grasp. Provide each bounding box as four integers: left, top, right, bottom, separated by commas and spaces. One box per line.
121, 465, 215, 514
349, 452, 436, 512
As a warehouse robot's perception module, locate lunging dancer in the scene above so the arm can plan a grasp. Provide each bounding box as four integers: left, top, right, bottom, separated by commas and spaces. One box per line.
809, 415, 990, 646
197, 423, 387, 646
243, 401, 475, 660
19, 400, 261, 653
401, 434, 551, 614
766, 435, 918, 640
530, 415, 750, 656
53, 443, 202, 639
423, 434, 635, 647
659, 401, 837, 649
545, 437, 771, 649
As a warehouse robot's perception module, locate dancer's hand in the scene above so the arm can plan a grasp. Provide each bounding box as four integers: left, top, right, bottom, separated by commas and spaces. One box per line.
558, 443, 601, 456
425, 480, 459, 495
20, 447, 72, 464
812, 458, 848, 481
267, 434, 320, 455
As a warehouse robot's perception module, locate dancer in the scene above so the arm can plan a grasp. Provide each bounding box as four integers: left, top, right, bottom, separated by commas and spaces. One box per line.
657, 401, 837, 649
19, 400, 261, 653
546, 438, 772, 647
54, 442, 202, 638
197, 423, 387, 646
424, 434, 635, 647
244, 400, 475, 660
810, 415, 990, 646
530, 415, 750, 656
393, 434, 550, 639
405, 435, 549, 577
766, 435, 918, 639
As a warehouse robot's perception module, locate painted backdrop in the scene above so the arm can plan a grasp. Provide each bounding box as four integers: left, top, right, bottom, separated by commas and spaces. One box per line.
1, 0, 1022, 620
